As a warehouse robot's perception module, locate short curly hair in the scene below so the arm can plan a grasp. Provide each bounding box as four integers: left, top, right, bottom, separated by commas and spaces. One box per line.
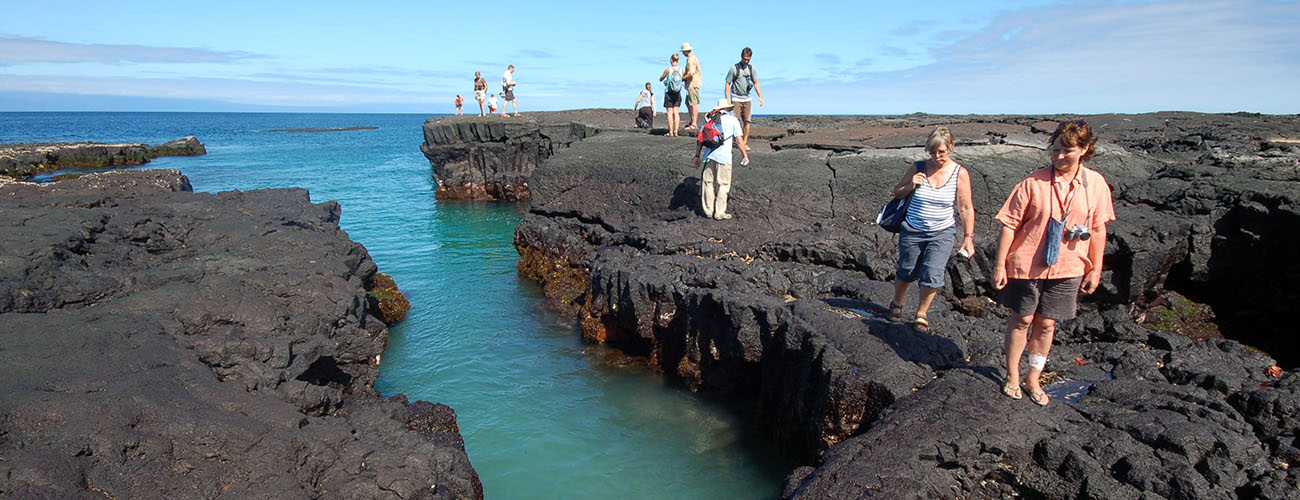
925, 126, 955, 154
1049, 120, 1098, 162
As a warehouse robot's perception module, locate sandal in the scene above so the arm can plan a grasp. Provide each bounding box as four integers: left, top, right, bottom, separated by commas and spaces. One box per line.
1025, 386, 1050, 406
887, 303, 903, 322
913, 316, 930, 333
1002, 382, 1023, 400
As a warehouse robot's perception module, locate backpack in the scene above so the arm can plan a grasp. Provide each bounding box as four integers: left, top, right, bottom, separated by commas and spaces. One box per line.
730, 63, 753, 94
697, 116, 726, 149
665, 69, 684, 93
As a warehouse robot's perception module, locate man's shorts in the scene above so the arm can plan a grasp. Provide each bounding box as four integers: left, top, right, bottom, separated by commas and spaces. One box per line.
503, 88, 515, 101
732, 100, 752, 124
999, 277, 1084, 321
474, 89, 485, 102
687, 87, 700, 106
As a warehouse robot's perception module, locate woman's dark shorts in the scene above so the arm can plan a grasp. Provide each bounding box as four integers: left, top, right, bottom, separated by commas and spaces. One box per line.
664, 90, 682, 108
999, 277, 1084, 320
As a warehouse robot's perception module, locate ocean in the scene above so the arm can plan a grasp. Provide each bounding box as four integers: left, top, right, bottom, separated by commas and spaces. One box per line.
0, 112, 789, 499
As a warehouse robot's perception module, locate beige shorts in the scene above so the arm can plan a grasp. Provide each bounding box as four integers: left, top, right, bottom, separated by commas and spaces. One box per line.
732, 100, 752, 124
474, 89, 485, 102
687, 87, 700, 106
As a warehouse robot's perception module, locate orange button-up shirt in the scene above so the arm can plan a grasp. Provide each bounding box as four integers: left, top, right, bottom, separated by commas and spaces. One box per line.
995, 165, 1115, 280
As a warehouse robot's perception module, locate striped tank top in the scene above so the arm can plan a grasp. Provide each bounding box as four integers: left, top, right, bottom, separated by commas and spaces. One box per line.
904, 162, 962, 232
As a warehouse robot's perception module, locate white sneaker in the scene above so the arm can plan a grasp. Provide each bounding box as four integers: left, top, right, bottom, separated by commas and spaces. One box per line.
714, 213, 733, 220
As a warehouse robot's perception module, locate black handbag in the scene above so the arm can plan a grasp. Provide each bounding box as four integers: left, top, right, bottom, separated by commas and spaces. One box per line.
876, 162, 926, 233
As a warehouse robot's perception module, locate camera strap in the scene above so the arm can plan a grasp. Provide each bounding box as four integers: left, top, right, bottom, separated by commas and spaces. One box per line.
1051, 165, 1091, 222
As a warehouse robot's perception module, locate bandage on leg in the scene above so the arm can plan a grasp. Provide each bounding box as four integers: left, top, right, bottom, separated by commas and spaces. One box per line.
1026, 353, 1047, 371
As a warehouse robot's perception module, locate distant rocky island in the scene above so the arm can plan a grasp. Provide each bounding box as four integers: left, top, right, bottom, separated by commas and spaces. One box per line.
266, 126, 379, 133
423, 110, 1300, 498
0, 136, 206, 180
0, 170, 482, 499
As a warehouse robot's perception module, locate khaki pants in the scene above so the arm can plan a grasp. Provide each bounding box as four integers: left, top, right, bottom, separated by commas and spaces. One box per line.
701, 159, 732, 218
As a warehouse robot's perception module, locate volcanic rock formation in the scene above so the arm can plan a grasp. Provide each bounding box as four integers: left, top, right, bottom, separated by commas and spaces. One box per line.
508, 110, 1300, 498
0, 136, 207, 180
0, 170, 481, 499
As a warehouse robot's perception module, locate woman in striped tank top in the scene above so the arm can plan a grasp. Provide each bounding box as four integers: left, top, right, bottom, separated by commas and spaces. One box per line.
887, 127, 976, 333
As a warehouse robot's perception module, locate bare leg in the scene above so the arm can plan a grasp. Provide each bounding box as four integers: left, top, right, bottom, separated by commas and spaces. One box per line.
892, 280, 910, 308
1023, 315, 1057, 404
889, 280, 910, 321
1003, 314, 1034, 394
916, 285, 940, 320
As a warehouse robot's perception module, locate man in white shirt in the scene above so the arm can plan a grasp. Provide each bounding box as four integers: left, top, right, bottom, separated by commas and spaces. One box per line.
692, 99, 749, 220
501, 65, 519, 116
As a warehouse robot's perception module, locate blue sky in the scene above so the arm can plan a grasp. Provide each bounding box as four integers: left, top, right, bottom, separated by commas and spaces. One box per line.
1, 0, 1297, 114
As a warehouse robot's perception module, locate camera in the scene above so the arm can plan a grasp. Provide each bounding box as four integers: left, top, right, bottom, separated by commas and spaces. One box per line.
1064, 225, 1091, 241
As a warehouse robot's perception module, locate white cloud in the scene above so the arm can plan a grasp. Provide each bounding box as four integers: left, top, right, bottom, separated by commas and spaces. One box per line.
772, 0, 1300, 114
0, 37, 261, 64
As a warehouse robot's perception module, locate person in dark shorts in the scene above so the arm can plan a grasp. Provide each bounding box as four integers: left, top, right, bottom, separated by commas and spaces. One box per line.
634, 82, 655, 129
992, 120, 1115, 406
501, 65, 519, 116
658, 53, 685, 136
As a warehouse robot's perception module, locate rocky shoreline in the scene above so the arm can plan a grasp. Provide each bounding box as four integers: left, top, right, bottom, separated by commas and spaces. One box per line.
435, 110, 1299, 498
0, 170, 482, 499
0, 136, 207, 180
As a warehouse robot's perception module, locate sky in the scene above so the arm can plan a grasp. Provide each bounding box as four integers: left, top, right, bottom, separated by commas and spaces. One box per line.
1, 0, 1297, 115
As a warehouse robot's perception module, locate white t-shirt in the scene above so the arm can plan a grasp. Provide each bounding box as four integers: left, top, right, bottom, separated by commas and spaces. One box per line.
636, 90, 654, 109
703, 112, 744, 165
502, 70, 514, 90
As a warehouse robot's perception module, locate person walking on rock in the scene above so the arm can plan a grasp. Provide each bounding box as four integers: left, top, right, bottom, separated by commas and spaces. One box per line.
473, 72, 488, 116
488, 93, 498, 115
634, 82, 656, 129
681, 43, 703, 131
693, 99, 748, 220
659, 53, 685, 136
886, 127, 975, 334
501, 65, 519, 116
724, 47, 764, 150
454, 95, 464, 116
993, 120, 1115, 406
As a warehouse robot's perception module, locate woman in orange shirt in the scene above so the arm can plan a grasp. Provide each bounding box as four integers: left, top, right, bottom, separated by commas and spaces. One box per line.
992, 120, 1115, 406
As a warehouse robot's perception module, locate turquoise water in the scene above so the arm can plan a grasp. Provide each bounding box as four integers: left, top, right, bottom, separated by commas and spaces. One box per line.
1, 112, 788, 499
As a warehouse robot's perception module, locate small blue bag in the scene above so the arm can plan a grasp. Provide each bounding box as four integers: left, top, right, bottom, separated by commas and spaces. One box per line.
1043, 217, 1064, 266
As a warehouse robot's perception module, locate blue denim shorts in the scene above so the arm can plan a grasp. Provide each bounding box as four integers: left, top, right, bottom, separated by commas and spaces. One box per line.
896, 222, 957, 288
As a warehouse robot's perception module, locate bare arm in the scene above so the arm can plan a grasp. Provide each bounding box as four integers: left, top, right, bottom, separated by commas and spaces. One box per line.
956, 167, 976, 256
754, 79, 763, 106
992, 225, 1016, 290
659, 68, 670, 82
892, 163, 924, 199
1081, 224, 1107, 294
